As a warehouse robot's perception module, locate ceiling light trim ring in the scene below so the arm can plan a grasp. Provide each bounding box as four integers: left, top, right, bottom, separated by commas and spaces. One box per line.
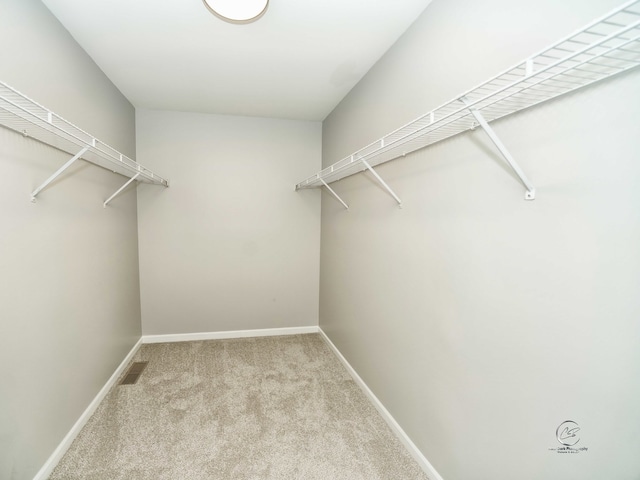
202, 0, 269, 24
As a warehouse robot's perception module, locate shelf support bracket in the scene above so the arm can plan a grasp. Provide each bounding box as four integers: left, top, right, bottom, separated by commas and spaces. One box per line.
31, 146, 89, 202
460, 97, 535, 200
361, 160, 402, 207
320, 179, 349, 210
103, 173, 141, 208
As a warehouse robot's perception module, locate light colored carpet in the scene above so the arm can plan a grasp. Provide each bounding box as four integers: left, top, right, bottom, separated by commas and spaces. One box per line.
50, 334, 429, 480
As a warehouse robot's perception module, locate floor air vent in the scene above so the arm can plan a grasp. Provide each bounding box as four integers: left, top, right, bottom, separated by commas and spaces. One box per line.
119, 361, 148, 385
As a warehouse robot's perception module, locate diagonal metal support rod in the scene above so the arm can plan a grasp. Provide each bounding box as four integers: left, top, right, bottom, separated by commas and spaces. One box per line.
31, 146, 89, 202
460, 96, 536, 200
320, 179, 349, 210
103, 173, 141, 208
361, 160, 402, 207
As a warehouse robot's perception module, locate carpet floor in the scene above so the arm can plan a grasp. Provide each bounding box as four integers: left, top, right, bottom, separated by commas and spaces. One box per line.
49, 334, 429, 480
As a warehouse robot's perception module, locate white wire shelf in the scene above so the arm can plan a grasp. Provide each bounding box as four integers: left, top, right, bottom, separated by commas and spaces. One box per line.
296, 0, 640, 202
0, 80, 169, 190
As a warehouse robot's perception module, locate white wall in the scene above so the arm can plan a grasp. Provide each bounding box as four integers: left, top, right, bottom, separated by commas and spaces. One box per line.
0, 1, 141, 478
136, 109, 321, 335
320, 1, 640, 479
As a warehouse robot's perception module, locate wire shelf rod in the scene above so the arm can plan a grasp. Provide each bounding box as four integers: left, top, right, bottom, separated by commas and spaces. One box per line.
296, 1, 640, 194
0, 80, 169, 195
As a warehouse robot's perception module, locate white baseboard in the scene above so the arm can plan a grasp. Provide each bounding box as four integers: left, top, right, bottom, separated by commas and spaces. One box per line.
142, 325, 320, 344
318, 328, 444, 480
35, 326, 439, 479
34, 326, 318, 477
33, 338, 143, 480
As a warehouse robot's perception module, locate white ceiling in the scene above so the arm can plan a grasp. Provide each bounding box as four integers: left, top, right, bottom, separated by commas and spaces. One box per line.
41, 0, 432, 121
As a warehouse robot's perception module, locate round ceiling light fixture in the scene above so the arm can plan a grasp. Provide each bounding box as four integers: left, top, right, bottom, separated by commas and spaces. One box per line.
202, 0, 269, 24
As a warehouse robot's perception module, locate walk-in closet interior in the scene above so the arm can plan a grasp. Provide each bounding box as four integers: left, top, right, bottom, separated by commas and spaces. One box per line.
1, 0, 639, 479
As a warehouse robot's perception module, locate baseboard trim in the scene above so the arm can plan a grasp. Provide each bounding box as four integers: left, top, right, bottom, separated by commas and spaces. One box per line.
35, 326, 438, 479
318, 328, 444, 480
33, 337, 143, 480
142, 325, 320, 344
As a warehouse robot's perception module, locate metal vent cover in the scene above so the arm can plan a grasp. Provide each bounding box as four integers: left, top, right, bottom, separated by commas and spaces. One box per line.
119, 361, 148, 385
